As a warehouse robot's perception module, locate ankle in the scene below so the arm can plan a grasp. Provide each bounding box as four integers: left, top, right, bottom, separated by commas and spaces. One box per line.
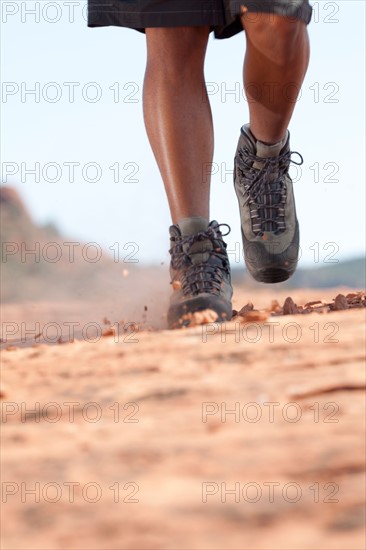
250, 127, 287, 146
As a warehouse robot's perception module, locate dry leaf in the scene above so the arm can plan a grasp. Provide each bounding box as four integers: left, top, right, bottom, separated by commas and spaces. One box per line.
333, 294, 349, 311
238, 302, 254, 316
269, 300, 282, 313
239, 310, 269, 323
283, 297, 298, 315
102, 327, 115, 337
179, 309, 218, 327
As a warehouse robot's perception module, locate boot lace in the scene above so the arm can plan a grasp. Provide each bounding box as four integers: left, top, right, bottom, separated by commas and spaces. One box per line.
236, 148, 303, 236
169, 224, 230, 297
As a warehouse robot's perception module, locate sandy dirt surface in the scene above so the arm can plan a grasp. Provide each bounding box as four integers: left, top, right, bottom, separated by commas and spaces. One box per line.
1, 288, 365, 549
1, 286, 362, 343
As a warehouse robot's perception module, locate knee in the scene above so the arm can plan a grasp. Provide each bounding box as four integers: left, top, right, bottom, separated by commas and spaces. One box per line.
243, 13, 306, 64
146, 27, 208, 78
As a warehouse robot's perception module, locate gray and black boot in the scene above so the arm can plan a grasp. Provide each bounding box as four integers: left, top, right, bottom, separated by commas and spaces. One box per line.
167, 217, 233, 329
234, 124, 303, 283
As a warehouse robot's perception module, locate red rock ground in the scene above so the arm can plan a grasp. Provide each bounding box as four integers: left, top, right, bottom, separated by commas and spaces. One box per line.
1, 287, 365, 549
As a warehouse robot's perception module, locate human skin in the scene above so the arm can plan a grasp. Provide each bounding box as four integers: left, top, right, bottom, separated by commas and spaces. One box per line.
143, 14, 310, 223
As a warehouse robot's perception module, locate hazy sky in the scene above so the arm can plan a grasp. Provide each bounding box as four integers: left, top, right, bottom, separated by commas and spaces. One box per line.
2, 1, 365, 268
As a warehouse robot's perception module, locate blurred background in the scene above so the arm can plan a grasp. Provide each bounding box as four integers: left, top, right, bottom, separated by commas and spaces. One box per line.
1, 0, 365, 314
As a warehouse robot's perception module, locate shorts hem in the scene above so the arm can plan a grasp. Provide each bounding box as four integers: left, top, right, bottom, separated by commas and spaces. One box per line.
88, 1, 313, 39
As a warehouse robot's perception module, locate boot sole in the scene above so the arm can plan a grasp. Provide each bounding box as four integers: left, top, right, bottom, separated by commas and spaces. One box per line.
167, 297, 232, 330
242, 225, 299, 284
247, 266, 294, 283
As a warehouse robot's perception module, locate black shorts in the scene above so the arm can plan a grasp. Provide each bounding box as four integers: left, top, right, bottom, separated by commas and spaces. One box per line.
88, 1, 313, 39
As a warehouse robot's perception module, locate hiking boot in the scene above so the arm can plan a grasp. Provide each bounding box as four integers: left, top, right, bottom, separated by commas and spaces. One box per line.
234, 124, 303, 283
167, 217, 233, 329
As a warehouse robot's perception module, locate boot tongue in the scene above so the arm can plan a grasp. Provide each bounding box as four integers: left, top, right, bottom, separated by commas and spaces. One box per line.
177, 216, 212, 265
253, 133, 288, 170
255, 139, 284, 159
178, 216, 209, 236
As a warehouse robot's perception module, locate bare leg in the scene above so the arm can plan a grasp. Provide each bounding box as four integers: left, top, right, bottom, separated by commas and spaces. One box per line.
241, 12, 310, 143
143, 27, 212, 223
